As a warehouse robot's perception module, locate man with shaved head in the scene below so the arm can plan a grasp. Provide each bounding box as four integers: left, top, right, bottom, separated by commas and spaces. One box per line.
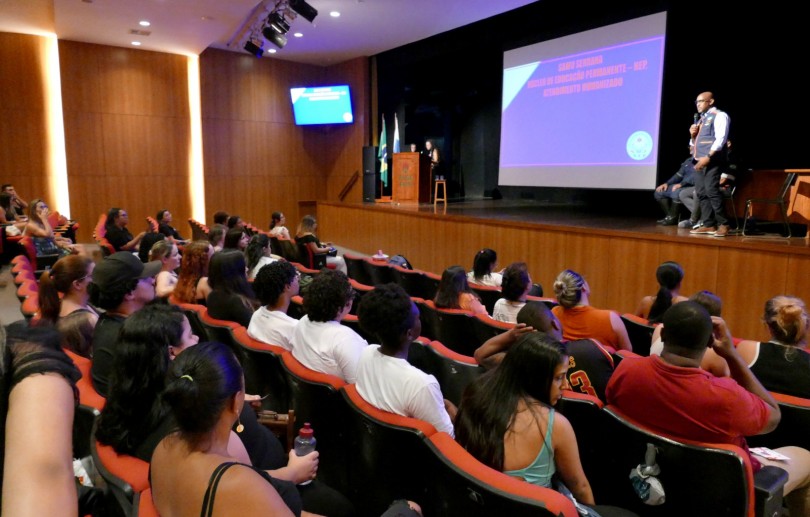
607, 302, 810, 514
688, 91, 732, 237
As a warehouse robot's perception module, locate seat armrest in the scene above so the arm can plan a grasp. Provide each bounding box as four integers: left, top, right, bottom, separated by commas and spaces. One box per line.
754, 465, 788, 517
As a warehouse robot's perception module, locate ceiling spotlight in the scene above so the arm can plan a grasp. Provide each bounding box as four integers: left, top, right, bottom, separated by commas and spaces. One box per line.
293, 32, 303, 38
243, 38, 264, 58
264, 30, 287, 49
139, 20, 150, 27
265, 12, 290, 35
289, 0, 318, 23
267, 48, 277, 54
329, 11, 340, 18
131, 41, 142, 46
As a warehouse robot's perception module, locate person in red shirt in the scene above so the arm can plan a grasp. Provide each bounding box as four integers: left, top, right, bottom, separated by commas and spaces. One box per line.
607, 301, 810, 515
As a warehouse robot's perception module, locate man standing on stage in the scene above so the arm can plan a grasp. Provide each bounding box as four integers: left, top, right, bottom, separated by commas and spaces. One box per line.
689, 91, 731, 237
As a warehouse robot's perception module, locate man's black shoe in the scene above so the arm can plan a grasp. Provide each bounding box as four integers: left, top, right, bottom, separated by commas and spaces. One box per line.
657, 216, 678, 226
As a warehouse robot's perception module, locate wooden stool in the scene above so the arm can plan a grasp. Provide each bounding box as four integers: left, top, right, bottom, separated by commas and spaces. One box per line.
434, 180, 447, 210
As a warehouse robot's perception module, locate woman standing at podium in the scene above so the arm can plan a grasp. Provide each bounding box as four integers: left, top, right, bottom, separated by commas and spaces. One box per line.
424, 140, 441, 179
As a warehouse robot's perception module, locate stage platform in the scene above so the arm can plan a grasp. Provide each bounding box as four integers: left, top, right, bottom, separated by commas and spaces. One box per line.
318, 199, 810, 341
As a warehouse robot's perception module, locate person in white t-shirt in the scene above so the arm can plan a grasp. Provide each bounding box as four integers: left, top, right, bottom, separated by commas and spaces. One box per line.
492, 262, 532, 323
248, 260, 300, 350
356, 283, 456, 437
466, 248, 503, 287
291, 270, 367, 382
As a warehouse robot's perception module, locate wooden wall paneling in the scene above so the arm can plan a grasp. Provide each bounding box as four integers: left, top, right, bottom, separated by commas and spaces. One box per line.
525, 230, 568, 293
58, 40, 102, 113
0, 33, 49, 207
715, 249, 789, 341
606, 237, 661, 314
556, 233, 612, 309
785, 255, 810, 302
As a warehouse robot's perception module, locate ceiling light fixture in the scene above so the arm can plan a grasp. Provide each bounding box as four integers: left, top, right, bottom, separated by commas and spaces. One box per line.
289, 0, 318, 23
139, 20, 151, 27
243, 38, 264, 57
131, 41, 142, 46
293, 32, 303, 38
330, 11, 340, 17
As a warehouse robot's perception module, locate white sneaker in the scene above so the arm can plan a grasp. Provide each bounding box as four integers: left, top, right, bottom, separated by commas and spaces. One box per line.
692, 222, 702, 230
677, 219, 693, 228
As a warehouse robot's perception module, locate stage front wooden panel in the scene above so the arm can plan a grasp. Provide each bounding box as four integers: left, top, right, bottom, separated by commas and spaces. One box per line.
392, 152, 430, 204
318, 201, 810, 341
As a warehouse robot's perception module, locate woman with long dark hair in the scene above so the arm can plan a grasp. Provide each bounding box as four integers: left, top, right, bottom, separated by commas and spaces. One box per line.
635, 261, 687, 323
467, 248, 502, 287
434, 265, 487, 315
245, 233, 278, 280
206, 249, 258, 327
23, 198, 75, 255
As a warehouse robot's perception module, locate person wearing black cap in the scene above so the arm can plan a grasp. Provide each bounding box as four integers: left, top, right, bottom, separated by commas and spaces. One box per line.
88, 251, 161, 396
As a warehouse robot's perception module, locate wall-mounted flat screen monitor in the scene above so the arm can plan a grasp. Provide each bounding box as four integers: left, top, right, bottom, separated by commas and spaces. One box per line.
290, 85, 353, 125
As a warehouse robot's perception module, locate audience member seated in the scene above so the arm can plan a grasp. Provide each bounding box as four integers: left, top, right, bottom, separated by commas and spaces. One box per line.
95, 304, 199, 461
291, 269, 367, 383
38, 255, 98, 358
434, 265, 487, 316
295, 214, 347, 274
224, 227, 249, 252
212, 210, 229, 226
137, 231, 165, 263
248, 261, 299, 350
150, 239, 181, 298
88, 251, 160, 396
0, 192, 27, 232
357, 283, 456, 436
246, 233, 279, 280
736, 295, 810, 398
208, 223, 227, 252
151, 342, 302, 517
105, 207, 146, 252
492, 262, 531, 323
206, 250, 258, 327
476, 301, 616, 402
607, 302, 810, 516
97, 305, 353, 516
634, 261, 688, 323
1, 183, 28, 219
269, 211, 292, 240
654, 157, 696, 226
457, 334, 626, 515
227, 214, 246, 230
650, 290, 729, 377
467, 248, 503, 287
24, 198, 75, 255
156, 209, 186, 243
173, 240, 214, 305
552, 269, 631, 351
0, 323, 81, 516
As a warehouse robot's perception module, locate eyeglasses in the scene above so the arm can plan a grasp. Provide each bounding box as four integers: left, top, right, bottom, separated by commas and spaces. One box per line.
695, 99, 710, 104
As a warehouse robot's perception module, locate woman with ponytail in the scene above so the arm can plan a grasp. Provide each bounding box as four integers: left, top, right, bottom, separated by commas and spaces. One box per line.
38, 255, 98, 357
635, 261, 688, 323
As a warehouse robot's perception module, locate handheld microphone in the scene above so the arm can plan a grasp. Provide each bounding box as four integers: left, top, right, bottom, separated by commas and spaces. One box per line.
693, 113, 700, 125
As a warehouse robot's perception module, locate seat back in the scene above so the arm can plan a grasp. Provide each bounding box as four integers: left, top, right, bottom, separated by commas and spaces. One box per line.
340, 384, 436, 516
422, 433, 578, 517
593, 405, 754, 516
168, 299, 209, 341
348, 278, 374, 315
297, 241, 326, 270
391, 265, 427, 298
73, 404, 101, 461
268, 235, 283, 256
471, 313, 513, 346
91, 436, 150, 517
339, 313, 374, 342
555, 391, 605, 490
145, 216, 159, 233
417, 300, 478, 356
407, 340, 482, 406
469, 283, 503, 315
620, 314, 655, 356
136, 487, 160, 517
418, 271, 442, 300
748, 392, 810, 452
280, 351, 349, 493
343, 252, 373, 285
276, 237, 299, 262
363, 257, 394, 285
231, 326, 290, 413
64, 349, 106, 411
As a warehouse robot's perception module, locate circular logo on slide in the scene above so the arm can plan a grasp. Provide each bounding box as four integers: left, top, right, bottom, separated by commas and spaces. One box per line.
343, 112, 353, 123
626, 131, 653, 161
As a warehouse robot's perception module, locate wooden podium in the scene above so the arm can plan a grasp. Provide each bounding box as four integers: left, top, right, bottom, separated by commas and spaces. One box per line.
392, 152, 431, 204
